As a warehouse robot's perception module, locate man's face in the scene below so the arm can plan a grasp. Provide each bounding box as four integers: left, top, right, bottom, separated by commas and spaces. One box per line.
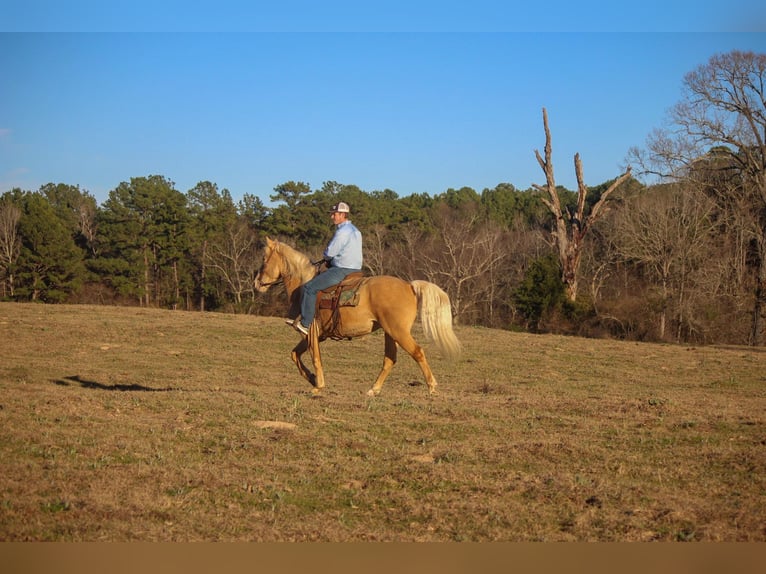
330, 211, 345, 224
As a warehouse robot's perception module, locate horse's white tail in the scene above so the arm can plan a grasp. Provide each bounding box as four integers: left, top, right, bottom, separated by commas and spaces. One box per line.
410, 280, 462, 361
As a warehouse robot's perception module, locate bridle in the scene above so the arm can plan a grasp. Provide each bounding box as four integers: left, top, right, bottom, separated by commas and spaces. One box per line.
255, 241, 320, 289
256, 276, 282, 288
255, 249, 283, 288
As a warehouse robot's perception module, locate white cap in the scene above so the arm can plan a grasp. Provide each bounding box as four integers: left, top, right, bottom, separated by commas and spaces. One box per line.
329, 201, 350, 213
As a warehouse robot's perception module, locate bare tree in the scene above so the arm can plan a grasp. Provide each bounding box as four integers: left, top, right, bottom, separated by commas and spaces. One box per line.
414, 204, 508, 325
610, 185, 717, 341
0, 197, 21, 298
363, 224, 390, 276
534, 107, 632, 301
205, 218, 259, 309
77, 198, 98, 256
630, 50, 766, 345
390, 223, 426, 281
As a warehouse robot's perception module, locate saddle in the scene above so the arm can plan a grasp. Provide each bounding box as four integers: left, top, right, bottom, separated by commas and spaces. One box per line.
317, 272, 366, 310
316, 272, 367, 340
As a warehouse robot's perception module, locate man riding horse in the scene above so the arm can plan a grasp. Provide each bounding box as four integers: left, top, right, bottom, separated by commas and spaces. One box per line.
286, 201, 363, 336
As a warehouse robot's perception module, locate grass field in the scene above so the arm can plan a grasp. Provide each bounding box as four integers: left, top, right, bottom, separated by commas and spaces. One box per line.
1, 302, 764, 541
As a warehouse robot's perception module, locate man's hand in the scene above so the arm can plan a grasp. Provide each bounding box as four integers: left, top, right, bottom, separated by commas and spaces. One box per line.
312, 259, 329, 271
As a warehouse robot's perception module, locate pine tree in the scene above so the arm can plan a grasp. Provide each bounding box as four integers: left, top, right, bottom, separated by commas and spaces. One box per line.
15, 192, 85, 302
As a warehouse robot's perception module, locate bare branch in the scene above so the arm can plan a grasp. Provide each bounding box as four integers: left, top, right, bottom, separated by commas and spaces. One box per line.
584, 167, 633, 232
534, 107, 632, 301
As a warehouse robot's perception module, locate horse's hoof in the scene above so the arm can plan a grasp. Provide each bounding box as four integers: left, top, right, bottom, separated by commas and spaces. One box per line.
311, 388, 323, 397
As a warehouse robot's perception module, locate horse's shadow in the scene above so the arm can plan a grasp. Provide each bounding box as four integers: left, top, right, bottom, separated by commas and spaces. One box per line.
53, 375, 176, 392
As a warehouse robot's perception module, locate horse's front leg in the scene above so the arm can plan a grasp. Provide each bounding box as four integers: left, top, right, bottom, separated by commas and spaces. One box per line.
291, 339, 317, 389
290, 326, 325, 395
308, 323, 325, 395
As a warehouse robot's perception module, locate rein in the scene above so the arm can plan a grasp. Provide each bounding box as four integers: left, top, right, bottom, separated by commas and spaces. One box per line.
257, 277, 283, 287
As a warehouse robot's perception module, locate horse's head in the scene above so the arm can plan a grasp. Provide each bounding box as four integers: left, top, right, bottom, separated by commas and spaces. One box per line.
254, 237, 282, 292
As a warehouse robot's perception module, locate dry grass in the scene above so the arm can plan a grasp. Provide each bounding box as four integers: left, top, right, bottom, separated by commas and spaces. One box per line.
1, 302, 764, 541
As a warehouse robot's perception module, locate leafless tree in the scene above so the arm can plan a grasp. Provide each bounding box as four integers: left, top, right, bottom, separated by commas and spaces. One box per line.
363, 224, 390, 276
205, 218, 259, 309
630, 50, 766, 345
0, 197, 21, 298
389, 223, 426, 281
609, 184, 718, 341
534, 107, 632, 302
77, 199, 98, 256
414, 204, 508, 325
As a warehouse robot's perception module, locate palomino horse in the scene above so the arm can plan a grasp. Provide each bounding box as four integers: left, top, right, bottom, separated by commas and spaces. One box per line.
254, 237, 461, 396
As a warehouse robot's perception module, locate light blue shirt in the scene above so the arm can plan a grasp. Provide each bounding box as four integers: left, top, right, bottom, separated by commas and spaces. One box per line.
324, 220, 363, 270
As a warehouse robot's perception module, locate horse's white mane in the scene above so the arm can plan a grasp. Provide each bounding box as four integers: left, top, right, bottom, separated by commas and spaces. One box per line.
275, 240, 312, 280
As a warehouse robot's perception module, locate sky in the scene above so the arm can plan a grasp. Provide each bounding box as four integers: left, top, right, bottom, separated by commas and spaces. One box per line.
1, 2, 766, 206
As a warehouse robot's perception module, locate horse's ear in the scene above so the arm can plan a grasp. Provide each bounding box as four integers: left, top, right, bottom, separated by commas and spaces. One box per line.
265, 236, 275, 248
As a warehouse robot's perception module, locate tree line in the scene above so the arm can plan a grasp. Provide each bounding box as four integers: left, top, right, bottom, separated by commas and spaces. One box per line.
2, 50, 764, 346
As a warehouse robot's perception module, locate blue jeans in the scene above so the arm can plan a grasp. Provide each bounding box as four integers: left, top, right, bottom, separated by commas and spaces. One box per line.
300, 267, 361, 328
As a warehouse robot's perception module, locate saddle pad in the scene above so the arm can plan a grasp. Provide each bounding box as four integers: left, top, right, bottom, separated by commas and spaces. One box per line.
317, 276, 365, 309
318, 287, 360, 309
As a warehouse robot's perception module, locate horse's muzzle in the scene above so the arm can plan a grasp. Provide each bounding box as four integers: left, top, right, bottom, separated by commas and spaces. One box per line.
254, 275, 279, 292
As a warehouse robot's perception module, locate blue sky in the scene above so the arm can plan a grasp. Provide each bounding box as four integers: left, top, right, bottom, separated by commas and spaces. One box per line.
1, 3, 765, 206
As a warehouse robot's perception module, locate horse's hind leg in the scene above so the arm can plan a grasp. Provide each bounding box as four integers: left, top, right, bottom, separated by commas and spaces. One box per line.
368, 333, 398, 397
396, 332, 438, 394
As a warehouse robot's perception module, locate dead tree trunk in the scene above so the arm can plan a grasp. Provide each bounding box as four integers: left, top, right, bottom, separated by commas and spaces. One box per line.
533, 107, 632, 301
